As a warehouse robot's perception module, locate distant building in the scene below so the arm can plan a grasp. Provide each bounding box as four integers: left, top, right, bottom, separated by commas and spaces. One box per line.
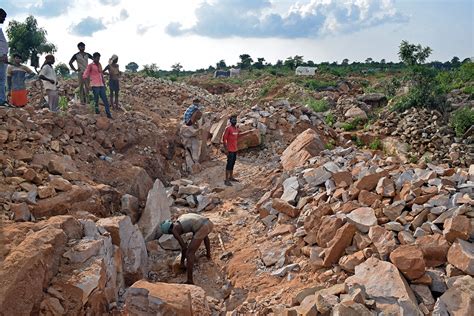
214, 70, 230, 78
295, 66, 317, 76
229, 68, 241, 77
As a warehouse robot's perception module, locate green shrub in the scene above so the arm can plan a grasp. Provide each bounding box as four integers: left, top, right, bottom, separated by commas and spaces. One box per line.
462, 85, 474, 97
325, 141, 335, 150
59, 96, 68, 111
342, 122, 356, 131
307, 99, 329, 112
325, 113, 336, 126
303, 79, 337, 91
259, 79, 277, 97
450, 107, 474, 136
369, 138, 382, 150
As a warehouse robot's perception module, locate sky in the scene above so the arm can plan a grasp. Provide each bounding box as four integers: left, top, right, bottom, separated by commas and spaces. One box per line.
1, 0, 473, 70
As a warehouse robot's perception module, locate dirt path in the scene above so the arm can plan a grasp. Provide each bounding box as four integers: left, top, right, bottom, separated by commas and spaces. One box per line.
148, 154, 318, 313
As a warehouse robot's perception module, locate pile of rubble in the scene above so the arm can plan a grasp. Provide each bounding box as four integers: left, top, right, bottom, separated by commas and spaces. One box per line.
373, 107, 473, 167
252, 129, 473, 315
333, 93, 388, 123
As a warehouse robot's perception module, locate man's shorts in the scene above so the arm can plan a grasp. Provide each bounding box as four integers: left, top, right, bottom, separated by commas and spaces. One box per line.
193, 220, 214, 240
109, 79, 119, 92
226, 152, 237, 171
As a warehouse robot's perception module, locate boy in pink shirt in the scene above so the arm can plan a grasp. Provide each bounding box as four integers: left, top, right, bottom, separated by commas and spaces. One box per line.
83, 52, 112, 119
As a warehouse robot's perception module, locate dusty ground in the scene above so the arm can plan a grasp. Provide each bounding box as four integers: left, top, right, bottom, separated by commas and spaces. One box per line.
146, 153, 320, 313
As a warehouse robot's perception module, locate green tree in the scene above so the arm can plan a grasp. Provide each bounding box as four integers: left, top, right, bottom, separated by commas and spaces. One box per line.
253, 57, 265, 69
394, 41, 443, 112
142, 63, 159, 78
451, 56, 461, 68
398, 40, 432, 66
238, 54, 253, 69
55, 63, 70, 77
365, 57, 373, 64
216, 59, 226, 69
342, 58, 349, 65
294, 55, 304, 67
171, 62, 183, 73
6, 15, 56, 67
125, 62, 139, 73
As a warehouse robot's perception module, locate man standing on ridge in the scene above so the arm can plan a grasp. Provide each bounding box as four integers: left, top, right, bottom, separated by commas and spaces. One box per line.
69, 42, 92, 104
38, 55, 59, 112
0, 8, 9, 107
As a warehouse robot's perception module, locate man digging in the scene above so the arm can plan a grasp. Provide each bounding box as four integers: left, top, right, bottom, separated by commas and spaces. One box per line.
159, 213, 214, 284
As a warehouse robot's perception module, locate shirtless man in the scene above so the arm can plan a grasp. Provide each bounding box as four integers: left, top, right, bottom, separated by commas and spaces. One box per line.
160, 213, 214, 284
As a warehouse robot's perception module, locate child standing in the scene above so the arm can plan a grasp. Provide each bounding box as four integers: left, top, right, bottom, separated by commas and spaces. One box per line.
7, 53, 34, 107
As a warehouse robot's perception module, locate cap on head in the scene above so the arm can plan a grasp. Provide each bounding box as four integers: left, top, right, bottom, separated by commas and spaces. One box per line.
160, 220, 173, 234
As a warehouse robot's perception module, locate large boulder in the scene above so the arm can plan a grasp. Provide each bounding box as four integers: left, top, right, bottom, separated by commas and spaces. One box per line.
0, 226, 67, 315
344, 107, 367, 120
447, 239, 474, 275
210, 117, 227, 144
31, 184, 120, 218
389, 245, 426, 280
323, 223, 356, 267
123, 166, 154, 201
138, 179, 171, 241
346, 207, 377, 233
125, 280, 211, 316
97, 216, 148, 285
415, 234, 450, 267
433, 276, 474, 315
281, 129, 326, 170
345, 257, 423, 315
237, 129, 261, 151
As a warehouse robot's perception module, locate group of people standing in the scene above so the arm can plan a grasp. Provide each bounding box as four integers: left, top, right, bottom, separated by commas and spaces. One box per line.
0, 8, 120, 118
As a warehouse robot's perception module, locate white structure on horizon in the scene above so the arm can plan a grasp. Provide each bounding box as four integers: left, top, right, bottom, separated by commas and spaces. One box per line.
230, 68, 241, 77
295, 66, 317, 76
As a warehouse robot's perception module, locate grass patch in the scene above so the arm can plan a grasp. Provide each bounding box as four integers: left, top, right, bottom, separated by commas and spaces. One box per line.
450, 107, 474, 136
342, 122, 356, 131
342, 118, 362, 131
307, 98, 329, 112
325, 113, 336, 126
302, 79, 337, 91
59, 96, 69, 112
369, 138, 382, 150
325, 139, 335, 150
259, 79, 277, 97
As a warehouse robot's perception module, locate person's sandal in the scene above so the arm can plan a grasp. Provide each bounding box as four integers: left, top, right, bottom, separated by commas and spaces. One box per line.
230, 178, 239, 182
224, 180, 233, 186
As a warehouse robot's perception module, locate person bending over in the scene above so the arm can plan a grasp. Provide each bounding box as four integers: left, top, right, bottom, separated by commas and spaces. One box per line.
160, 213, 213, 284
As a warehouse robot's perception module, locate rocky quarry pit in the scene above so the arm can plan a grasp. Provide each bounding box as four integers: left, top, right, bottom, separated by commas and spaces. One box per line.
0, 73, 473, 315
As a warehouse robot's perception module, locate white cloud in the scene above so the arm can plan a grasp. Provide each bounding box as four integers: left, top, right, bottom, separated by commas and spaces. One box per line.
166, 0, 409, 38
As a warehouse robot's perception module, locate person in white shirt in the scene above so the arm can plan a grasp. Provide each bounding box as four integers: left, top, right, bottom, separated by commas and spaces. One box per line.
38, 55, 59, 112
0, 8, 9, 106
